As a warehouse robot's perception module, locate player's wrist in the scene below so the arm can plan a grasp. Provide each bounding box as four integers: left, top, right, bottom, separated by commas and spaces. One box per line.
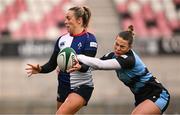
39, 66, 42, 73
37, 65, 42, 73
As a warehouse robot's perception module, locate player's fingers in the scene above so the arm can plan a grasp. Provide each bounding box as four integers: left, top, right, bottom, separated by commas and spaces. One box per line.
72, 62, 79, 68
75, 64, 80, 68
27, 71, 32, 74
27, 64, 34, 67
27, 73, 31, 77
73, 57, 79, 65
67, 68, 75, 73
25, 67, 32, 70
75, 58, 79, 63
27, 64, 37, 69
66, 69, 71, 73
28, 73, 33, 77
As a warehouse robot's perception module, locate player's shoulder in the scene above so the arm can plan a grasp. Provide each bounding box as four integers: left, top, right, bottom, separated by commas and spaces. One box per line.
100, 52, 114, 60
105, 52, 115, 57
86, 32, 96, 39
56, 33, 70, 42
117, 50, 135, 63
87, 32, 95, 36
121, 50, 134, 59
116, 50, 135, 69
59, 33, 70, 39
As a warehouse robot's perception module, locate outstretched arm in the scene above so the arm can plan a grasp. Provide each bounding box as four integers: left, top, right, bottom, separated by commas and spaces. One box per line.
77, 54, 121, 70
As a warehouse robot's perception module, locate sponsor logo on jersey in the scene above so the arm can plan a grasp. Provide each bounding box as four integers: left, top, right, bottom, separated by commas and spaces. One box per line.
90, 42, 97, 48
121, 55, 128, 59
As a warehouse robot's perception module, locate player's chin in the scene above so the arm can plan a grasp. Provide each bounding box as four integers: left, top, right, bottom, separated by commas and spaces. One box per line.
66, 28, 70, 33
114, 52, 121, 57
66, 26, 71, 32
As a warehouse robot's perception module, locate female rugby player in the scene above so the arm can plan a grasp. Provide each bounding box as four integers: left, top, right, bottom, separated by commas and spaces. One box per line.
70, 25, 170, 114
26, 6, 97, 115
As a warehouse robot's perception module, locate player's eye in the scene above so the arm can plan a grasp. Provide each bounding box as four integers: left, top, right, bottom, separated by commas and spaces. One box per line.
115, 42, 119, 46
65, 16, 71, 20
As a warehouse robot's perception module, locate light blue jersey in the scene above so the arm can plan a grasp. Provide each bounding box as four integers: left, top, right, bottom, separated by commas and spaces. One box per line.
100, 50, 170, 113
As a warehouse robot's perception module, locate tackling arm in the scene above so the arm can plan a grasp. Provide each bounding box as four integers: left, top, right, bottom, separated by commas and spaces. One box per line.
77, 55, 121, 70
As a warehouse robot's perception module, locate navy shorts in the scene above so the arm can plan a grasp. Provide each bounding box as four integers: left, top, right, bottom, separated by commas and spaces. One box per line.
57, 83, 94, 106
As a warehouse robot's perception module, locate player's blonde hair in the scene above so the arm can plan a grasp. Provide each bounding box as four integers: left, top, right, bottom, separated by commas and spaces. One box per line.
69, 6, 91, 28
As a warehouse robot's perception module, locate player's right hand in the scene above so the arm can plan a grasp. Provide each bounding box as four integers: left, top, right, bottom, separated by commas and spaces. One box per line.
67, 58, 81, 73
25, 64, 41, 77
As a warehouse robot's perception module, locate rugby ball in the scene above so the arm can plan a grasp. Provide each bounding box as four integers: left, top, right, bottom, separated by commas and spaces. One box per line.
57, 47, 76, 72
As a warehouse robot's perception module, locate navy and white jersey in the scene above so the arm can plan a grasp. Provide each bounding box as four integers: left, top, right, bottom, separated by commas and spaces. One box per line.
41, 31, 97, 89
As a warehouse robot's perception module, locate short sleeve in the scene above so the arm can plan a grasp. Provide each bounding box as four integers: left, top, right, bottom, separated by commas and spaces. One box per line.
84, 33, 98, 51
100, 52, 114, 60
116, 55, 135, 69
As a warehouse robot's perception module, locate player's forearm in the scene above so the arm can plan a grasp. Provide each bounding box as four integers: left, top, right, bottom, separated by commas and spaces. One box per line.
77, 55, 121, 70
40, 50, 58, 73
40, 62, 56, 73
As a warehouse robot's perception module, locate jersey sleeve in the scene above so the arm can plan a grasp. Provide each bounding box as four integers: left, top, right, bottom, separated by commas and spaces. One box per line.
115, 55, 135, 69
84, 34, 98, 51
77, 54, 121, 70
80, 33, 97, 72
100, 52, 114, 60
40, 37, 60, 73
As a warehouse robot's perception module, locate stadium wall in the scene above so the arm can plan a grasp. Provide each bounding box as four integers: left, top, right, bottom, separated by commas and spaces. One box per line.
0, 36, 180, 58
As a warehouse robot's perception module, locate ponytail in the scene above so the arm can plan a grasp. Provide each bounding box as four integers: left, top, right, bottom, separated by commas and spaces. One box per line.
118, 25, 135, 46
69, 6, 91, 28
127, 25, 135, 38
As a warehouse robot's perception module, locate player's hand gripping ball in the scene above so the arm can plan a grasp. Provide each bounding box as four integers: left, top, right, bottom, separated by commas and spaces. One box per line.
57, 47, 77, 72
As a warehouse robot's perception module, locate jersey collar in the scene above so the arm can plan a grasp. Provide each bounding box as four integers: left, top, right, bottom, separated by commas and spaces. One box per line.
70, 30, 86, 37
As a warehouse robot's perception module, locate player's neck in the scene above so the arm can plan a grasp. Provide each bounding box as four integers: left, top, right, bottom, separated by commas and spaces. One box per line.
71, 28, 85, 36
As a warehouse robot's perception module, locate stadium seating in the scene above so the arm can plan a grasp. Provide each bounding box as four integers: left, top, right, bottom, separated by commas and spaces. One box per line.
0, 0, 179, 40
0, 0, 79, 40
114, 0, 180, 39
